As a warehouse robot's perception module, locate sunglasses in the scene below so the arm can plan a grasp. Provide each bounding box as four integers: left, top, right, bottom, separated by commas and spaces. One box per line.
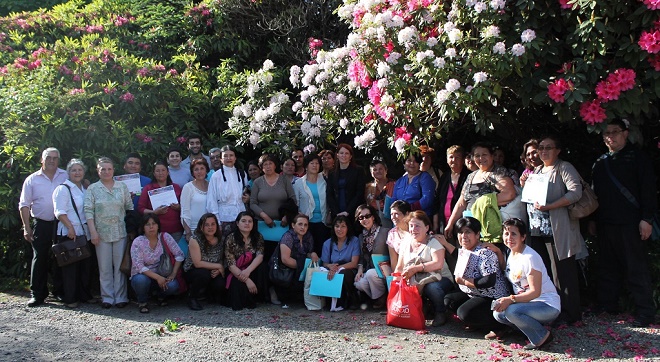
357, 213, 373, 221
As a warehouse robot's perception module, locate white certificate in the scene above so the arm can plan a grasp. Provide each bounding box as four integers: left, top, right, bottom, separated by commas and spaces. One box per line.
454, 248, 477, 278
521, 173, 549, 206
114, 173, 142, 195
148, 185, 178, 209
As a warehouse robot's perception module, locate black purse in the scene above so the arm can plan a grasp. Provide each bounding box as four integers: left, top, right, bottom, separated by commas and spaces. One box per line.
269, 244, 294, 287
52, 184, 92, 267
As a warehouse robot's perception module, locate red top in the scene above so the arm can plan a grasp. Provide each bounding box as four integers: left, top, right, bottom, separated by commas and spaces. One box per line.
138, 183, 183, 234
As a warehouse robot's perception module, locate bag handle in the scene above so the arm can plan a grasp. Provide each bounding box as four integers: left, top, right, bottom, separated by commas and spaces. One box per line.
60, 183, 84, 232
603, 156, 640, 208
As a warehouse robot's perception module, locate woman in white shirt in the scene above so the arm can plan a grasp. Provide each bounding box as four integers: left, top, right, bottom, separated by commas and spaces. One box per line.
492, 218, 560, 350
181, 158, 209, 244
207, 145, 247, 231
52, 159, 93, 308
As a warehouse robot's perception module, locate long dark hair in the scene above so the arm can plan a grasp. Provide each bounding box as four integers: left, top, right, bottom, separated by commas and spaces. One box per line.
231, 211, 261, 250
153, 159, 173, 186
194, 213, 222, 255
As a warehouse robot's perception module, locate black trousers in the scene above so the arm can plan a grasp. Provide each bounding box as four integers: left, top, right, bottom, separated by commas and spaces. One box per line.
184, 267, 227, 302
529, 236, 581, 323
30, 219, 61, 300
308, 222, 330, 257
444, 291, 502, 331
597, 223, 655, 320
57, 237, 93, 304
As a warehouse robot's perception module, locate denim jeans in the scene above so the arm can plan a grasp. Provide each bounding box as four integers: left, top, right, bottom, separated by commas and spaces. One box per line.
493, 301, 560, 345
422, 278, 454, 314
131, 273, 180, 303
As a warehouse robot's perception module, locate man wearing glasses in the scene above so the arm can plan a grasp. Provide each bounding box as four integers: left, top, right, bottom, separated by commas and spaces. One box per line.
591, 119, 657, 327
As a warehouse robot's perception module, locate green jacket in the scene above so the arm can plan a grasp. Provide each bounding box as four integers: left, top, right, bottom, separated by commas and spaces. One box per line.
471, 193, 502, 244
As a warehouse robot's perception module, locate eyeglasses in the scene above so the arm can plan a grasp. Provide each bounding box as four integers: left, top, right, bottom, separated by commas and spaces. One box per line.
357, 214, 373, 221
537, 146, 556, 151
209, 155, 221, 160
603, 130, 623, 138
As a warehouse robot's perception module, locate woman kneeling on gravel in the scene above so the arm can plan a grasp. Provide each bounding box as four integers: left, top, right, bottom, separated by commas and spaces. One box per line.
183, 213, 226, 311
490, 218, 559, 349
394, 211, 454, 326
130, 214, 185, 313
224, 211, 266, 310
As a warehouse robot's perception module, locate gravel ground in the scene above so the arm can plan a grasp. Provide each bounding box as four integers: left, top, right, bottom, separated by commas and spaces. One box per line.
0, 292, 658, 362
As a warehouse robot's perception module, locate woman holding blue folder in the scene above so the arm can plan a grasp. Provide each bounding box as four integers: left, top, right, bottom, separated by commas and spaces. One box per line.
274, 214, 318, 308
353, 205, 390, 309
321, 215, 360, 311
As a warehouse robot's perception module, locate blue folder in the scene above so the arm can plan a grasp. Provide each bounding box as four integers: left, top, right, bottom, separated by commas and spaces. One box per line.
371, 254, 390, 278
257, 220, 289, 242
309, 271, 344, 298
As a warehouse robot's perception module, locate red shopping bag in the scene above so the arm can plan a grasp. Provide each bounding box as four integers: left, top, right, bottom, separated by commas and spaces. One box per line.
386, 274, 425, 330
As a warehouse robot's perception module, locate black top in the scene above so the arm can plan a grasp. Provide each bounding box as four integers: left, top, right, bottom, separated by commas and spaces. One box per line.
326, 164, 366, 218
592, 142, 657, 224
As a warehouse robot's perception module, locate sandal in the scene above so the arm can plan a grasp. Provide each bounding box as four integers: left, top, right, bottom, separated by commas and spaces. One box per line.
139, 303, 149, 314
157, 298, 168, 307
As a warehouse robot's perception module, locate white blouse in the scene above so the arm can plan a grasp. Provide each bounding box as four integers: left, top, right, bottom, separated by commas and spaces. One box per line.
181, 181, 208, 232
52, 179, 89, 237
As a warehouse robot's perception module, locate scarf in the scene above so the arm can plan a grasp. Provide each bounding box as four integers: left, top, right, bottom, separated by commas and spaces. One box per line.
225, 251, 254, 289
361, 226, 380, 254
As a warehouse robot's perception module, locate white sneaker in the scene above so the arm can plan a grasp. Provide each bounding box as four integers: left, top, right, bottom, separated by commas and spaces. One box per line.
269, 286, 281, 305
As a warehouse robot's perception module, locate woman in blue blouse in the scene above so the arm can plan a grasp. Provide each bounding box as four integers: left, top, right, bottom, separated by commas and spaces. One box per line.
293, 154, 330, 255
321, 215, 360, 311
391, 153, 436, 218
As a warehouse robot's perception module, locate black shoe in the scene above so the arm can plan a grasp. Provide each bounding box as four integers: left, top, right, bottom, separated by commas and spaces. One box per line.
27, 298, 44, 307
188, 298, 203, 311
432, 312, 447, 327
115, 302, 128, 308
632, 318, 652, 328
101, 302, 112, 309
524, 332, 553, 350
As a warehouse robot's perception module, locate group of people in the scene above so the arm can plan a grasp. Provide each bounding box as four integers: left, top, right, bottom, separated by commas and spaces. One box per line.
19, 119, 656, 340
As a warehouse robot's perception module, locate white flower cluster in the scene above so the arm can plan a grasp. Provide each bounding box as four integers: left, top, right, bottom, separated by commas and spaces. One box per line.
511, 43, 525, 56
493, 42, 506, 54
354, 130, 376, 149
490, 0, 506, 10
445, 79, 461, 92
473, 72, 489, 84
445, 48, 457, 58
394, 138, 407, 153
520, 29, 536, 43
415, 49, 435, 63
447, 28, 462, 44
482, 25, 500, 39
301, 115, 326, 138
397, 26, 419, 49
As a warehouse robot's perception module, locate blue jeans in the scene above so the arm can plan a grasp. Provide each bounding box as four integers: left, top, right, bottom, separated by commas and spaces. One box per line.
131, 273, 180, 303
493, 302, 560, 345
422, 278, 454, 314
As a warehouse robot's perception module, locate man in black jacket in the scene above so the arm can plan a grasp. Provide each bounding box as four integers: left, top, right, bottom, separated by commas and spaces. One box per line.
591, 119, 657, 327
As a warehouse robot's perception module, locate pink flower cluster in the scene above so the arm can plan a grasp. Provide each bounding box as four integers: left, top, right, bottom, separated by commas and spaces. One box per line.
407, 0, 433, 12
641, 0, 660, 10
395, 126, 412, 142
579, 100, 607, 125
648, 54, 660, 71
69, 88, 85, 95
186, 5, 213, 26
84, 25, 104, 33
367, 81, 393, 123
176, 136, 187, 144
348, 60, 372, 88
638, 29, 660, 53
558, 0, 576, 9
594, 68, 636, 102
114, 15, 134, 27
308, 38, 323, 58
135, 133, 153, 143
120, 92, 135, 103
547, 78, 573, 103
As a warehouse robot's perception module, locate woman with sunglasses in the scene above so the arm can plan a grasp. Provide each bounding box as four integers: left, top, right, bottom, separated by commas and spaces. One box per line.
354, 205, 390, 309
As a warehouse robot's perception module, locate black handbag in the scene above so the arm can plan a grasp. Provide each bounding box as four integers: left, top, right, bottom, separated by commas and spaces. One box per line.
156, 233, 174, 277
52, 184, 92, 267
268, 244, 294, 287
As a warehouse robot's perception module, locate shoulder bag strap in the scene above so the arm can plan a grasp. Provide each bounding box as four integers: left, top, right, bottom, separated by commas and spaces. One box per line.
61, 183, 84, 226
603, 156, 640, 208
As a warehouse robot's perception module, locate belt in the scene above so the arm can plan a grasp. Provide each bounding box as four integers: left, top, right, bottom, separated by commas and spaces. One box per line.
35, 218, 57, 223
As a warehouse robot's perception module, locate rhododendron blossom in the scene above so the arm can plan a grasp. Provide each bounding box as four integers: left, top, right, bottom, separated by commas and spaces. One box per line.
547, 78, 573, 103
641, 0, 660, 10
579, 100, 607, 125
638, 29, 660, 54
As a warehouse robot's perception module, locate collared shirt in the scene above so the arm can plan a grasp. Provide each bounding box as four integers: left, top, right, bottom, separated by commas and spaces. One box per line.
53, 179, 89, 237
84, 181, 133, 243
321, 236, 360, 265
181, 154, 211, 170
19, 168, 68, 221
